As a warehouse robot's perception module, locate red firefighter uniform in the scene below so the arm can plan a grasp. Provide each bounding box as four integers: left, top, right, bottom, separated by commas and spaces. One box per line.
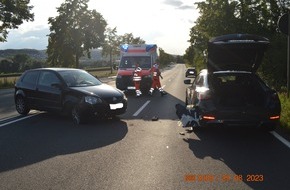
133, 67, 142, 97
149, 63, 167, 96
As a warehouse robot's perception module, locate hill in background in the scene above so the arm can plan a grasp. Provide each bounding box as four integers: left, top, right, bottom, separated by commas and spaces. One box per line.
0, 49, 104, 61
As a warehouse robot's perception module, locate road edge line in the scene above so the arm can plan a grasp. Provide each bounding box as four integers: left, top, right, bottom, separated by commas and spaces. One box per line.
0, 113, 40, 128
270, 131, 290, 149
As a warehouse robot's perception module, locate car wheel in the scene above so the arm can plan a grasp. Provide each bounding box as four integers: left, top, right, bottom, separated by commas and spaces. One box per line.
71, 106, 82, 125
15, 95, 30, 115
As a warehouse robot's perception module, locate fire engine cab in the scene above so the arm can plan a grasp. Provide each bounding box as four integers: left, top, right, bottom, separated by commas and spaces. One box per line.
116, 44, 158, 93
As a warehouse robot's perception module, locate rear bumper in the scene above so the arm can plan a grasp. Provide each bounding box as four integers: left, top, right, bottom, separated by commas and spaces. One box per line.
199, 117, 280, 130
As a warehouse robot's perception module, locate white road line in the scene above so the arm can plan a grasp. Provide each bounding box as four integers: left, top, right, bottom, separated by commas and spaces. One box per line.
270, 131, 290, 149
0, 113, 40, 128
133, 100, 151, 117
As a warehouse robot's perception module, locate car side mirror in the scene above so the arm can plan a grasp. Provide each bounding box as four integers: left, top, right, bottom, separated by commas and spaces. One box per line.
184, 79, 192, 85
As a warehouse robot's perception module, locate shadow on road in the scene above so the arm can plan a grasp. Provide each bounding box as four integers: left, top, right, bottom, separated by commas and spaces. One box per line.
182, 127, 290, 189
0, 113, 128, 172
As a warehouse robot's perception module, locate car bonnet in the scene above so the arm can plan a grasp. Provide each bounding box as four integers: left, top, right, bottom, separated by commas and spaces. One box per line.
71, 84, 123, 100
207, 34, 269, 73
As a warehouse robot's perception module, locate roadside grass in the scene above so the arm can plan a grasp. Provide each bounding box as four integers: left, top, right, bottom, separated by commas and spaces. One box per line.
278, 92, 290, 132
0, 77, 18, 89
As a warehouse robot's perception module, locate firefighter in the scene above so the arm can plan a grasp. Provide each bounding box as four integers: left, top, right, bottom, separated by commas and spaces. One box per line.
133, 66, 143, 97
149, 62, 167, 96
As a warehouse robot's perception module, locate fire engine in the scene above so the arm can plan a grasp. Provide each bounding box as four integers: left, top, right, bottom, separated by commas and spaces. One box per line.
116, 44, 158, 93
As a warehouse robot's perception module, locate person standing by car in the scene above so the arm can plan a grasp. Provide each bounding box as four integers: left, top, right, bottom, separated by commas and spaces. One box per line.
132, 66, 143, 97
149, 62, 167, 96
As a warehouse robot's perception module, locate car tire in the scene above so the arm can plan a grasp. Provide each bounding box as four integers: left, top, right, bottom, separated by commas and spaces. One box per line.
71, 106, 82, 125
15, 95, 30, 115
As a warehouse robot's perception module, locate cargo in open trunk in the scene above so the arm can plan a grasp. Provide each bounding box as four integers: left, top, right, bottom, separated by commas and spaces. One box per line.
209, 72, 267, 108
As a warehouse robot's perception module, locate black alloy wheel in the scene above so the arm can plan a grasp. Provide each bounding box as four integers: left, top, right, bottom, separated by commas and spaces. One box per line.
15, 96, 30, 115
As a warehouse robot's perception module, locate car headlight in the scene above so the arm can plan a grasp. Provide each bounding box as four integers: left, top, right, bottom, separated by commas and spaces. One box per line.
84, 96, 102, 105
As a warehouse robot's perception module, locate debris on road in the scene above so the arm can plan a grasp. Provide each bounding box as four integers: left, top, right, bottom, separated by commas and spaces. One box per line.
152, 116, 159, 121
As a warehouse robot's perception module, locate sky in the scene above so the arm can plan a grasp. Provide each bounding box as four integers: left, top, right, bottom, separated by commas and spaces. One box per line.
0, 0, 200, 55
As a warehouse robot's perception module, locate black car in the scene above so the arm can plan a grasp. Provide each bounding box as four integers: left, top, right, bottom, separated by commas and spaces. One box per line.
185, 67, 197, 78
14, 68, 127, 124
184, 34, 281, 131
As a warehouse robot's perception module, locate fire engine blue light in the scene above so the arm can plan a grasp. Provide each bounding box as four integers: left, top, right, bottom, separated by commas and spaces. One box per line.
121, 44, 129, 52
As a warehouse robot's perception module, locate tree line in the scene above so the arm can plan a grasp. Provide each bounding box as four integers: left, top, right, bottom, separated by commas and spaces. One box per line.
183, 0, 290, 90
0, 54, 45, 74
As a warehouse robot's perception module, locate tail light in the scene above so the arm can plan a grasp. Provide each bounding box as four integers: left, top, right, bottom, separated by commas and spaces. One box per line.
269, 115, 280, 120
203, 115, 216, 120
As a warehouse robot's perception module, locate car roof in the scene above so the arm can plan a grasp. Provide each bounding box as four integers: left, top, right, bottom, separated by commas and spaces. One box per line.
27, 68, 82, 72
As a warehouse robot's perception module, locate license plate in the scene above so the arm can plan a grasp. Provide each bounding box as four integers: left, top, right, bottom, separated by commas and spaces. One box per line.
127, 86, 135, 90
110, 103, 123, 110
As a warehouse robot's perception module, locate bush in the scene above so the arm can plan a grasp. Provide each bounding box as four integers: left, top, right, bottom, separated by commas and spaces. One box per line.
0, 77, 16, 88
279, 92, 290, 132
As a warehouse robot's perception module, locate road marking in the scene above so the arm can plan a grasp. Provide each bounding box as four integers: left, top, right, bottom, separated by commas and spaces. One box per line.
270, 131, 290, 149
0, 113, 40, 128
133, 100, 150, 116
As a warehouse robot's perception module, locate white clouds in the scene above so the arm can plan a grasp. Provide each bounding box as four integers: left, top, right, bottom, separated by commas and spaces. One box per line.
0, 0, 200, 55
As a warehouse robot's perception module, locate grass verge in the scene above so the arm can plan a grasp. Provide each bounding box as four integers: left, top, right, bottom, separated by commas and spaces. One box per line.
278, 92, 290, 133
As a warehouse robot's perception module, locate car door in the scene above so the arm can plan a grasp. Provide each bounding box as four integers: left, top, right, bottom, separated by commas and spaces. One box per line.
18, 70, 40, 106
35, 71, 63, 111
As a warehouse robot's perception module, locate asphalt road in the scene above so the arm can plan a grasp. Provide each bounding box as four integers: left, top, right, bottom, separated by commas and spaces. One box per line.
1, 64, 290, 190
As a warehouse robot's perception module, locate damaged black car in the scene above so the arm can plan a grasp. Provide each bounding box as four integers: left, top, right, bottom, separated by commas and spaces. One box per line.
14, 68, 127, 124
184, 34, 281, 131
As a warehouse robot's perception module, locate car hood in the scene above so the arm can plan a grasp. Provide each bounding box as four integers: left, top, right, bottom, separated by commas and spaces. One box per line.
207, 34, 269, 73
71, 84, 123, 99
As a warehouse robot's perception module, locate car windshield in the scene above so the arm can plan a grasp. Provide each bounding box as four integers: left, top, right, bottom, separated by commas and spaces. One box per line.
58, 70, 102, 87
119, 56, 151, 69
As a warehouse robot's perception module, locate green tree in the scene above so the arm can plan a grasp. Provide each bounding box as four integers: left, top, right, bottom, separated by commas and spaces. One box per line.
119, 33, 145, 44
0, 59, 19, 73
186, 0, 289, 88
0, 0, 34, 42
158, 48, 175, 67
47, 0, 107, 68
13, 53, 30, 71
102, 27, 120, 73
